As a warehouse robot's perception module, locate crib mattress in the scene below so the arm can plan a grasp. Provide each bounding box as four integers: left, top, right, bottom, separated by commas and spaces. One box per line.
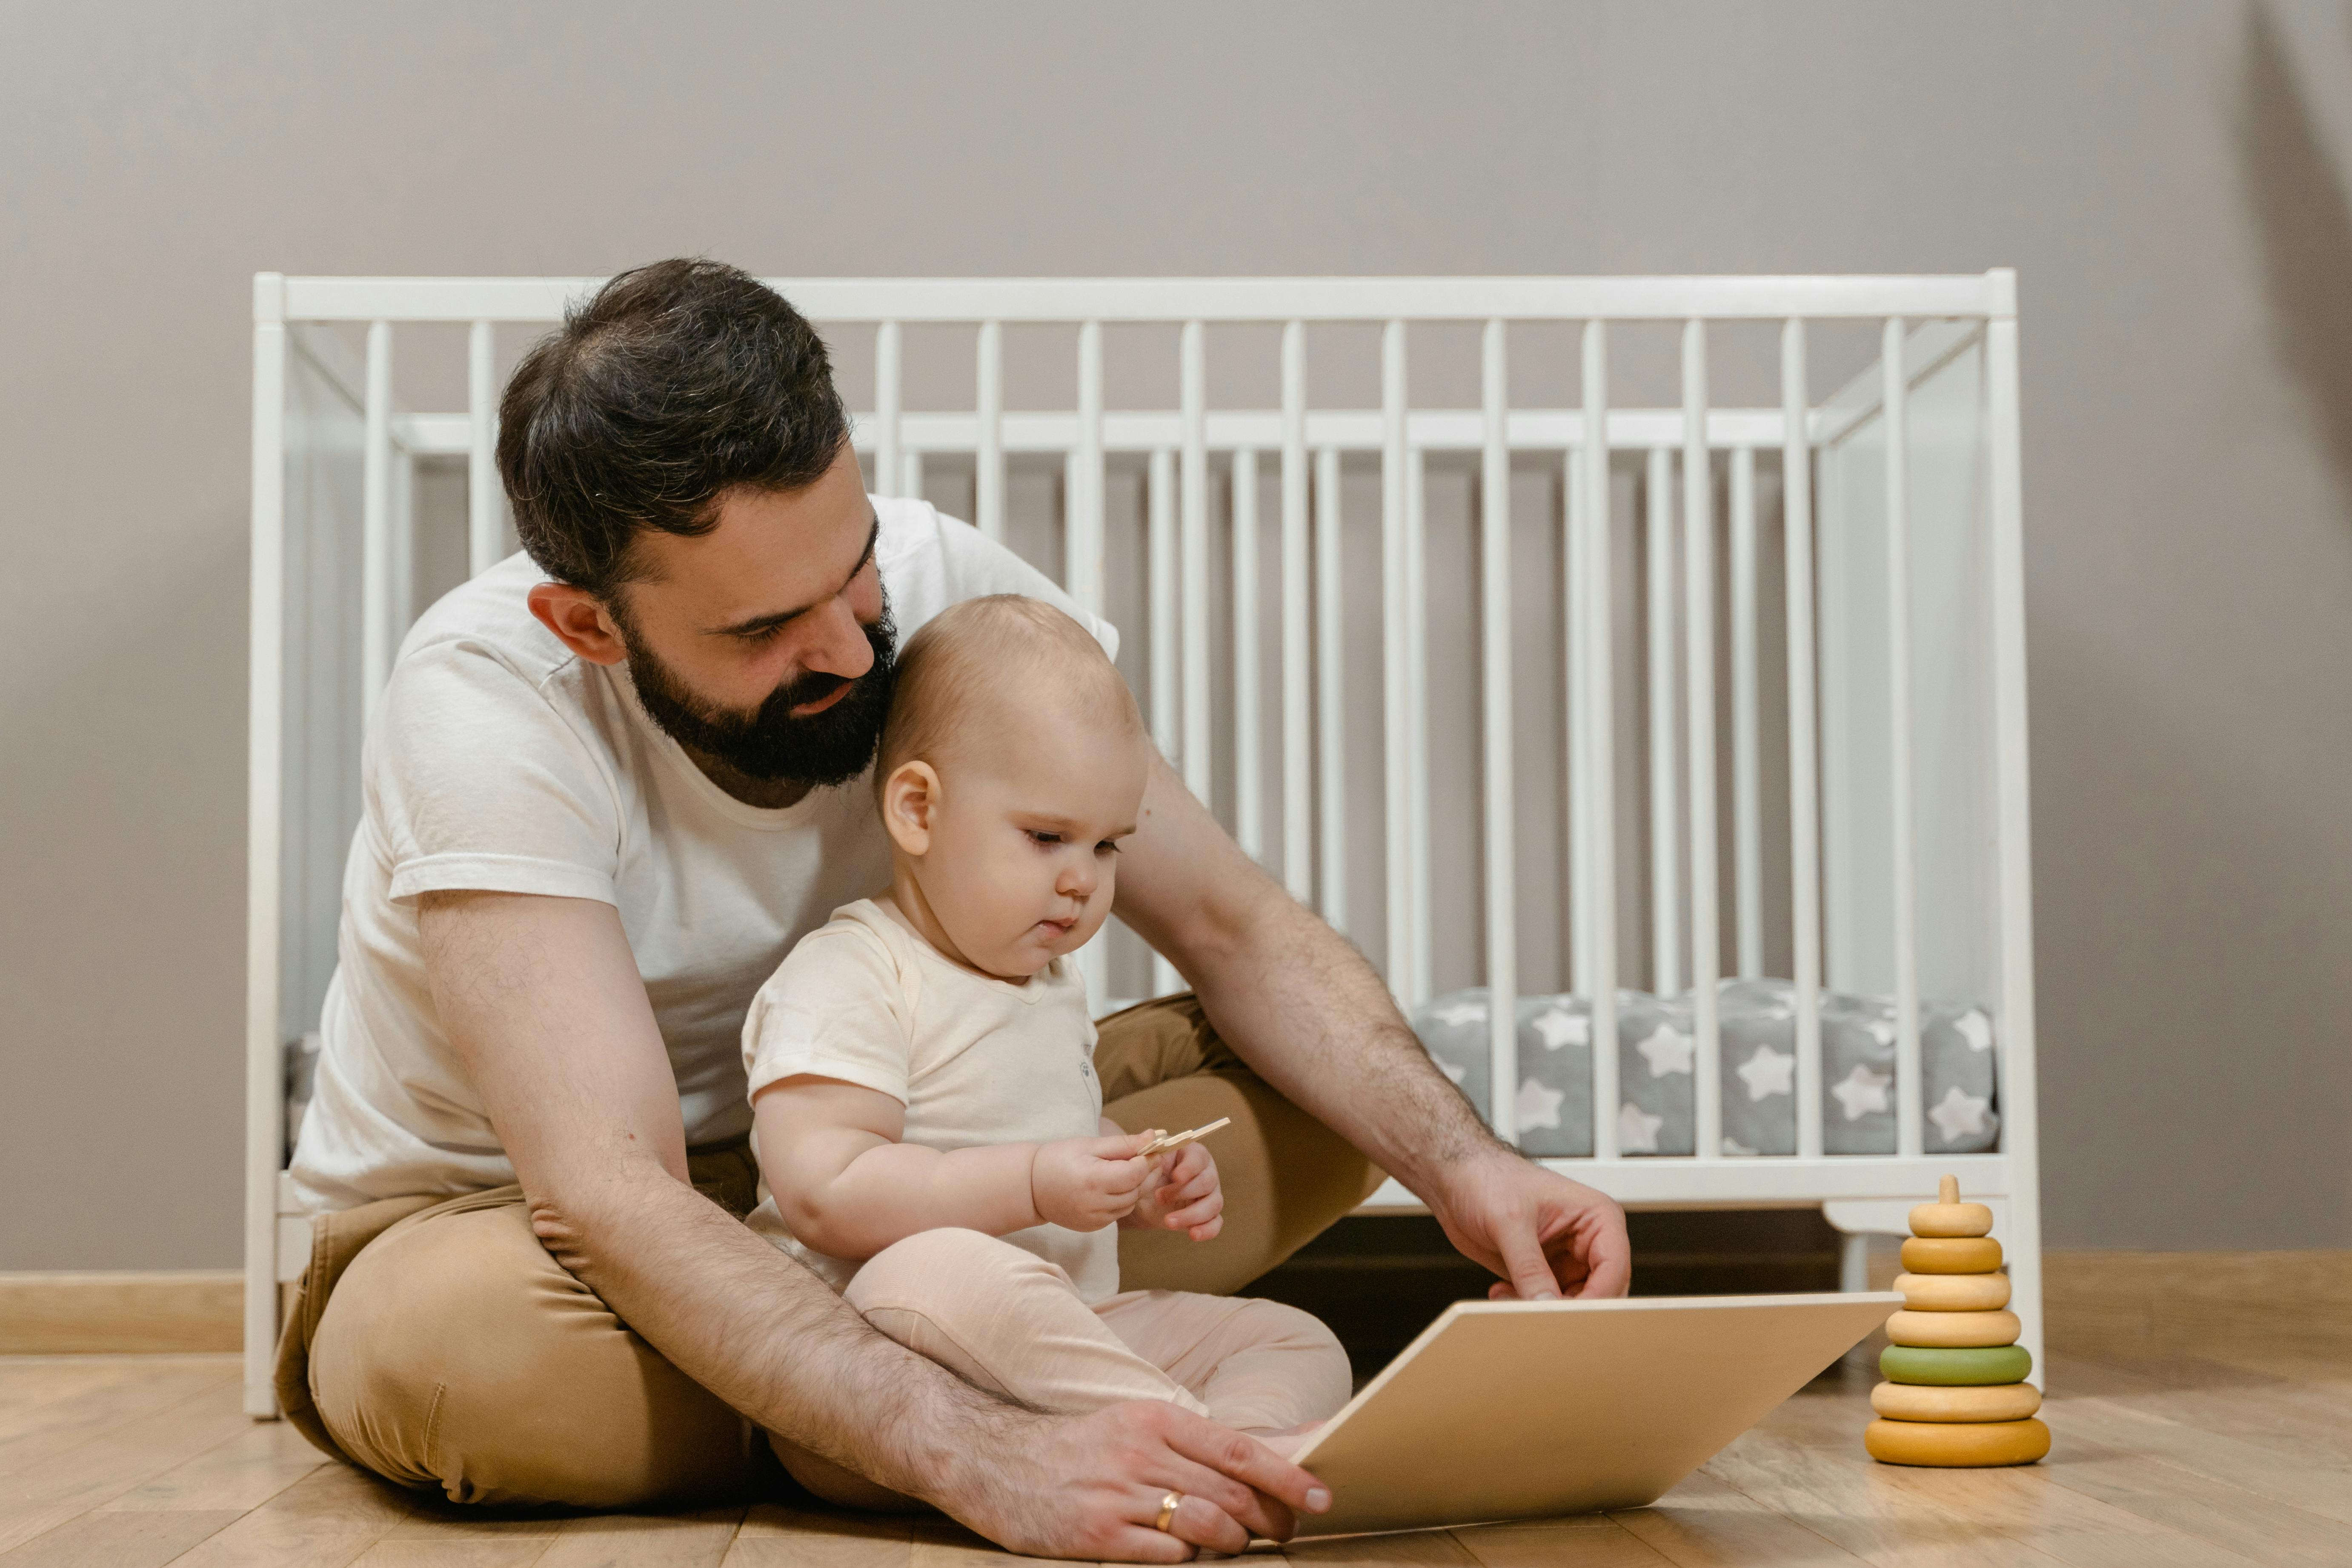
1412, 979, 2000, 1159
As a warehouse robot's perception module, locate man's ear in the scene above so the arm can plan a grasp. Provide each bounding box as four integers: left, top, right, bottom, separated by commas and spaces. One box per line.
880, 761, 940, 856
527, 581, 629, 667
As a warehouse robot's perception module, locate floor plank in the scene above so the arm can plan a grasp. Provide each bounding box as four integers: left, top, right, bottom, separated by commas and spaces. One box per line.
1610, 1469, 1870, 1567
724, 1502, 910, 1568
0, 1379, 251, 1554
164, 1458, 417, 1568
532, 1505, 744, 1568
2034, 1426, 2352, 1564
1284, 1527, 1479, 1565
0, 1359, 239, 1479
0, 1508, 241, 1568
100, 1419, 328, 1515
1451, 1514, 1671, 1565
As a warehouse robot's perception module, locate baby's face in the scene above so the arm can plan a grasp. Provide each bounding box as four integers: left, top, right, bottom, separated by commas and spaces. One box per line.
910, 704, 1149, 980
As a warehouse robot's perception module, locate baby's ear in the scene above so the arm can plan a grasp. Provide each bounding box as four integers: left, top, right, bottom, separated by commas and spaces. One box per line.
879, 760, 941, 855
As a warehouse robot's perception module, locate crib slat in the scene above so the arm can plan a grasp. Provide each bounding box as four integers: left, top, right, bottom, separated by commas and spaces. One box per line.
466, 320, 500, 577
1784, 319, 1825, 1160
1181, 321, 1213, 805
1406, 444, 1433, 1008
1645, 445, 1680, 997
1382, 321, 1411, 1005
1233, 447, 1263, 860
1730, 446, 1764, 979
1584, 322, 1620, 1159
1482, 320, 1518, 1142
976, 320, 1005, 543
1149, 444, 1182, 998
1281, 323, 1313, 903
1883, 318, 1923, 1158
875, 321, 903, 501
1315, 445, 1348, 935
1566, 446, 1593, 997
1683, 321, 1723, 1161
361, 320, 395, 721
1071, 321, 1106, 616
900, 449, 924, 503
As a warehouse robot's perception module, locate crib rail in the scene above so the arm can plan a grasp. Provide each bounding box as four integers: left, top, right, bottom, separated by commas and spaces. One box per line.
248, 272, 2042, 1417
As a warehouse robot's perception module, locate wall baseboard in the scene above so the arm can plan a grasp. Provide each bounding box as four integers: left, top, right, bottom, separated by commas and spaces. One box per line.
0, 1271, 242, 1354
3, 1248, 2345, 1355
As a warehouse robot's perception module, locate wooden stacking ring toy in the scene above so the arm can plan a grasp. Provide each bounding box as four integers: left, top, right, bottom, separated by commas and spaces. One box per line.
1900, 1235, 2003, 1274
1871, 1381, 2042, 1423
1908, 1176, 1995, 1238
1894, 1270, 2010, 1311
1887, 1309, 2025, 1349
1880, 1342, 2034, 1386
1865, 1417, 2050, 1467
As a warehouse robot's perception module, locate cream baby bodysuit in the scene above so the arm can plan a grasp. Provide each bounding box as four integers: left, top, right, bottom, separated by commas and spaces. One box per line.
739, 897, 1116, 1301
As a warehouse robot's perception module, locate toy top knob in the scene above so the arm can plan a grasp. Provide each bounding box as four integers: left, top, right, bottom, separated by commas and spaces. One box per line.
1910, 1173, 1995, 1239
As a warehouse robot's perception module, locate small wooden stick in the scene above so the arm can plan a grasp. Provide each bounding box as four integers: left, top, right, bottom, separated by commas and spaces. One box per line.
1141, 1117, 1231, 1156
1939, 1174, 1960, 1205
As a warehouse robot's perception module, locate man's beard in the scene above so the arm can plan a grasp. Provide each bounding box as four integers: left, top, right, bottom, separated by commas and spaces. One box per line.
615, 596, 898, 788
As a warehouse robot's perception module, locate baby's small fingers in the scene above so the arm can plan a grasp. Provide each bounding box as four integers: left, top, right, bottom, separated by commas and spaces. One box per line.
1187, 1214, 1224, 1242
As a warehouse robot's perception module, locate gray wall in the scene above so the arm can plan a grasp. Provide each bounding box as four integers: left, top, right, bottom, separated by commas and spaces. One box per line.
5, 0, 2349, 1268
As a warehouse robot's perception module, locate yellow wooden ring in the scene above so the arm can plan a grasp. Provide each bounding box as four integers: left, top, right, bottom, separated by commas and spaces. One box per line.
1871, 1381, 2041, 1422
1887, 1309, 2020, 1349
1865, 1417, 2049, 1467
1895, 1271, 2009, 1311
1900, 1236, 2002, 1274
1908, 1200, 1994, 1238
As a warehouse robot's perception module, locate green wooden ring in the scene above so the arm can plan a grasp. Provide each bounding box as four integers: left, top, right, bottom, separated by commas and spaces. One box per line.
1879, 1344, 2034, 1386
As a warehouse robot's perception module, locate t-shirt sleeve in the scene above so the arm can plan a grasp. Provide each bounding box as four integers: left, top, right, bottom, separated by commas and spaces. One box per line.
911, 502, 1121, 663
372, 640, 625, 907
741, 920, 916, 1105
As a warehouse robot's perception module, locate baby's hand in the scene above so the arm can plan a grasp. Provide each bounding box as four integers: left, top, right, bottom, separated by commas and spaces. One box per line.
1031, 1131, 1156, 1231
1124, 1140, 1224, 1242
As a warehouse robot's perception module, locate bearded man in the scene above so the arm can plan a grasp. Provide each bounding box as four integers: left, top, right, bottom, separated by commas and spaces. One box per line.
279, 258, 1629, 1561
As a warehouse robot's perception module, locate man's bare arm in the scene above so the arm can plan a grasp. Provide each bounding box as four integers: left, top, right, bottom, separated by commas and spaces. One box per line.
1114, 755, 1632, 1301
415, 889, 1330, 1557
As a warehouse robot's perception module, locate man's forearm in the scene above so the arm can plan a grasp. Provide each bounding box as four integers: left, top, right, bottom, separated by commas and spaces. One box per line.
526, 1146, 1020, 1496
1171, 876, 1504, 1196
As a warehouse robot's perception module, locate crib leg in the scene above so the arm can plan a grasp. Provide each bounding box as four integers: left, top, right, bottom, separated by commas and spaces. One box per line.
1839, 1230, 1872, 1293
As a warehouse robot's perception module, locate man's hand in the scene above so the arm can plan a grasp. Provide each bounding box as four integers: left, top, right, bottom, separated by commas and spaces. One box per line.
942, 1399, 1331, 1561
1032, 1131, 1155, 1231
1427, 1149, 1631, 1301
1122, 1142, 1224, 1242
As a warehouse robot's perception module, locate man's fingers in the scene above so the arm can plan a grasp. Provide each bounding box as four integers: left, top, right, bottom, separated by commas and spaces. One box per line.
1495, 1216, 1563, 1302
1571, 1217, 1634, 1299
1162, 1413, 1326, 1537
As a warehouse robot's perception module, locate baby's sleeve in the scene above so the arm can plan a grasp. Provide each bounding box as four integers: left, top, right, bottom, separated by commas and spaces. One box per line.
741, 919, 915, 1107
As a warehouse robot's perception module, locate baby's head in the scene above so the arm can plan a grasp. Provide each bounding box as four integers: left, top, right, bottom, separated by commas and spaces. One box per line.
875, 595, 1149, 980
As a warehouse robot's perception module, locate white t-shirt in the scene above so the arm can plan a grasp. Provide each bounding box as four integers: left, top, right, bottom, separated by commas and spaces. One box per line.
287, 496, 1117, 1212
741, 898, 1118, 1303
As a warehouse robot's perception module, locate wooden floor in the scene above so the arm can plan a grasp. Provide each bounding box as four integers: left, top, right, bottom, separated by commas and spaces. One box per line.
3, 1254, 2346, 1567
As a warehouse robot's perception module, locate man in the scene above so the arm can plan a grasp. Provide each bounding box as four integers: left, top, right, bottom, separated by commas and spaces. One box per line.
280, 258, 1629, 1561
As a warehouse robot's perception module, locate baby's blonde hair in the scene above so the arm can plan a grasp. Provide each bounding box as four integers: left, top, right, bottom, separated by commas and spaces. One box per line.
877, 595, 1143, 786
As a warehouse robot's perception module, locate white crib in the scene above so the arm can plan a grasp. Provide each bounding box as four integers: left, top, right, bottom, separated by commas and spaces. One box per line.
244, 272, 2041, 1419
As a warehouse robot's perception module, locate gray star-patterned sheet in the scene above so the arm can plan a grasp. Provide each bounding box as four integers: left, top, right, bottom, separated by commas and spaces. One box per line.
1411, 979, 2000, 1157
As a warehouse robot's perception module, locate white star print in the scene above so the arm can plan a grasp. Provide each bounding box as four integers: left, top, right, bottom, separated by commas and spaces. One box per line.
1426, 1000, 1486, 1028
1829, 1064, 1892, 1122
1868, 1017, 1896, 1045
1517, 1077, 1565, 1131
1955, 1010, 1994, 1052
1734, 1044, 1796, 1102
1721, 1137, 1760, 1156
1635, 1025, 1694, 1078
1927, 1084, 1992, 1142
1530, 1008, 1590, 1051
1435, 1059, 1468, 1087
1617, 1101, 1664, 1153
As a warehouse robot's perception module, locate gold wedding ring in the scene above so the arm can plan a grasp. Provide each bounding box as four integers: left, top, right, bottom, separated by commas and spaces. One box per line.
1154, 1491, 1183, 1532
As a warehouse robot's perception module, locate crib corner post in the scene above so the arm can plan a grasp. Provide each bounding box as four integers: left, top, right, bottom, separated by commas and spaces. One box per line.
245, 290, 289, 1420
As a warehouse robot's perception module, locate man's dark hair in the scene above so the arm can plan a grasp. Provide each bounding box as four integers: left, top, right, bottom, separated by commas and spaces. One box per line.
498, 258, 850, 597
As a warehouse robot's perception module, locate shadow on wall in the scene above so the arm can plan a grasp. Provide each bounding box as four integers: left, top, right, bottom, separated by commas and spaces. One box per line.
2244, 1, 2352, 521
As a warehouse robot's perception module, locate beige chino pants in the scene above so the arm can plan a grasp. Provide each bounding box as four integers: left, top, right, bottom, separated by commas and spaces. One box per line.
278, 995, 1381, 1508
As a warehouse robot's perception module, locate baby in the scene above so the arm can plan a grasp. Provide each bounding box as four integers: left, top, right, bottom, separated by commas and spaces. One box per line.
741, 594, 1350, 1502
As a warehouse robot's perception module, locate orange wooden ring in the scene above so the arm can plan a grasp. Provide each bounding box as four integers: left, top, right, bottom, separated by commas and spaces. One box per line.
1895, 1271, 2010, 1311
1887, 1309, 2022, 1349
1900, 1236, 2002, 1274
1865, 1417, 2049, 1467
